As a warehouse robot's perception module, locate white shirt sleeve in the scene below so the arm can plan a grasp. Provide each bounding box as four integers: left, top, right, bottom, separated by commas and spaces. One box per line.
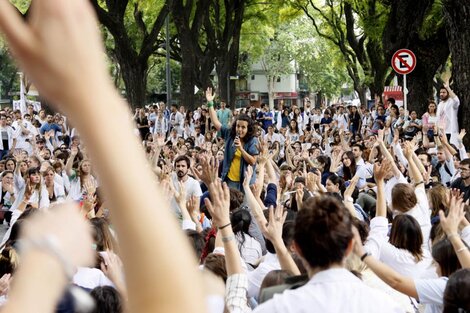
414, 277, 447, 305
364, 217, 389, 258
182, 219, 196, 231
392, 143, 408, 168
460, 225, 470, 246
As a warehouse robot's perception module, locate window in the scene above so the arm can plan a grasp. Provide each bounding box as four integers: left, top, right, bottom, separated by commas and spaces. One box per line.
251, 75, 255, 80
277, 77, 281, 83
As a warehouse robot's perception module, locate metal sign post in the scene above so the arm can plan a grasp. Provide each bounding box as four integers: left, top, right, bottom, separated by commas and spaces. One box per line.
403, 74, 407, 116
391, 49, 416, 117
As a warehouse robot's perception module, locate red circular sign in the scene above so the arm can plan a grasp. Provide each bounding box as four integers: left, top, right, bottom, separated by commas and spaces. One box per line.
391, 49, 417, 75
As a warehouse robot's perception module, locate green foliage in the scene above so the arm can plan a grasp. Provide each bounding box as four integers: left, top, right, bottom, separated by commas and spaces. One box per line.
285, 17, 351, 97
146, 57, 181, 94
10, 0, 30, 13
0, 42, 19, 99
350, 0, 389, 42
419, 0, 445, 40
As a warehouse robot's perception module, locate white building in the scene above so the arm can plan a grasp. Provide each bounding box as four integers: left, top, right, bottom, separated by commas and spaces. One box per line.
245, 61, 300, 108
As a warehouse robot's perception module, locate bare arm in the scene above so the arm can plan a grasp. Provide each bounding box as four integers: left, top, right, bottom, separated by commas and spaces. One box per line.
439, 196, 470, 268
352, 229, 418, 299
65, 146, 78, 177
376, 130, 401, 178
439, 132, 457, 158
206, 88, 222, 131
0, 1, 205, 312
403, 142, 424, 185
264, 205, 300, 275
243, 167, 268, 230
373, 160, 392, 218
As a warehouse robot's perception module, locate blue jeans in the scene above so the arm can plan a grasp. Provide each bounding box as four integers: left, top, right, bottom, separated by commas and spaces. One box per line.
225, 177, 241, 191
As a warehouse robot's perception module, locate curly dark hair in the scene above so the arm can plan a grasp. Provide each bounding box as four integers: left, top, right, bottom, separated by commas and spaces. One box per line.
295, 195, 353, 269
230, 114, 256, 141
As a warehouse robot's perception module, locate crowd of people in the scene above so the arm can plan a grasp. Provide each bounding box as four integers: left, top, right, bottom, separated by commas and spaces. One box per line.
0, 0, 469, 312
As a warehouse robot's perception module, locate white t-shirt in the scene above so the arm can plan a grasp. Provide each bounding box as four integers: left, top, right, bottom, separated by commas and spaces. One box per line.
247, 252, 280, 299
415, 277, 448, 313
365, 217, 429, 279
254, 268, 403, 313
73, 267, 114, 289
437, 96, 460, 134
405, 186, 432, 254
170, 174, 202, 215
384, 174, 408, 205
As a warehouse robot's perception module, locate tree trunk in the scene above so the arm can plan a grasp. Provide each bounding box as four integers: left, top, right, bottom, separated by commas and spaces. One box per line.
268, 76, 275, 110
357, 86, 367, 109
382, 0, 449, 115
180, 46, 196, 110
114, 44, 148, 108
217, 63, 229, 103
217, 61, 238, 110
443, 0, 470, 147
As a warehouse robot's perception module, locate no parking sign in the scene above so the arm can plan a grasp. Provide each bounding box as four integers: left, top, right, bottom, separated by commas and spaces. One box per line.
392, 49, 416, 75
391, 49, 417, 116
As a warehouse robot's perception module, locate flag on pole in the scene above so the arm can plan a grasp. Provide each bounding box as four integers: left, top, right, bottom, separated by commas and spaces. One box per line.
19, 72, 27, 115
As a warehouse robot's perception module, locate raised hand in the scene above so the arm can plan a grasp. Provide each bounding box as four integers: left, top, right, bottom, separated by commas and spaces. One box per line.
186, 195, 199, 220
374, 159, 392, 182
0, 0, 111, 115
403, 141, 415, 159
205, 87, 216, 103
204, 179, 230, 228
13, 150, 22, 162
243, 166, 253, 188
173, 181, 187, 207
458, 129, 466, 142
377, 129, 385, 144
83, 180, 96, 197
192, 156, 218, 186
154, 133, 165, 148
439, 195, 465, 237
344, 174, 360, 199
261, 204, 287, 243
100, 251, 126, 298
24, 181, 33, 203
256, 139, 270, 165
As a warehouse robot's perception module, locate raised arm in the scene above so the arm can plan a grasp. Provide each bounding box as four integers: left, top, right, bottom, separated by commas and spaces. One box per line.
242, 166, 268, 230
262, 205, 300, 275
374, 160, 392, 217
352, 228, 418, 298
439, 196, 470, 268
65, 146, 78, 177
204, 180, 251, 312
0, 1, 204, 312
439, 131, 457, 157
206, 87, 222, 131
376, 129, 401, 178
403, 142, 424, 186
